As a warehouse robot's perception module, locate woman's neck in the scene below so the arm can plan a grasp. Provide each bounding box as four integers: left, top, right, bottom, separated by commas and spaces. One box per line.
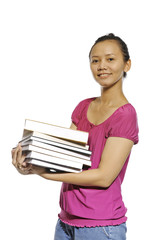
99, 82, 128, 107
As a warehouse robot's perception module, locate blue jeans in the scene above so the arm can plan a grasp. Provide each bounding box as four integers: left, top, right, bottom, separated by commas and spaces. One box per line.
54, 219, 127, 240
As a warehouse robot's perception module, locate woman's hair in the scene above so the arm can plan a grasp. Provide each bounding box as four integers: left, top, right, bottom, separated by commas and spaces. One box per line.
89, 33, 130, 78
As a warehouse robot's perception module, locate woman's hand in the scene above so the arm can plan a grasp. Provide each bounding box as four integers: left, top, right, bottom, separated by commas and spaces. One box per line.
12, 144, 32, 175
12, 144, 48, 176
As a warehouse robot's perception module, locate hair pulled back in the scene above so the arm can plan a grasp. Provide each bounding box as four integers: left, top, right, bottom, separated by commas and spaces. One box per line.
89, 33, 130, 78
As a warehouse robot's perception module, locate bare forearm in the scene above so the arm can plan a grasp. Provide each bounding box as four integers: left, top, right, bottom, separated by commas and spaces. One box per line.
39, 168, 106, 187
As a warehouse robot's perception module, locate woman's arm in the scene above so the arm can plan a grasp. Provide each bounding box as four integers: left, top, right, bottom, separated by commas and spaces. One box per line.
34, 135, 134, 188
12, 122, 134, 187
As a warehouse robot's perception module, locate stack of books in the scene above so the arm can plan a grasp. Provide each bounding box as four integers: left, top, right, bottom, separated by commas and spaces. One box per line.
19, 119, 91, 173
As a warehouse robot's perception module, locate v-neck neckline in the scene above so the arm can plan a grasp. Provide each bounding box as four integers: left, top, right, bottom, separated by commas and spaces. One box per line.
86, 97, 131, 127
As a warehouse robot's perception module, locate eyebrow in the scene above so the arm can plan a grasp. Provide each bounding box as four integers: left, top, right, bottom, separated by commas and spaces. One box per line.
91, 53, 115, 58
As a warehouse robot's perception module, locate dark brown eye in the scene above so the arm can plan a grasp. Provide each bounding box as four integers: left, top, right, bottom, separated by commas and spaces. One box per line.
108, 58, 114, 61
92, 59, 99, 63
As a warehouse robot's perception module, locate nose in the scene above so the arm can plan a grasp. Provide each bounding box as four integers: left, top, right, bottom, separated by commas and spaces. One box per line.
97, 60, 108, 71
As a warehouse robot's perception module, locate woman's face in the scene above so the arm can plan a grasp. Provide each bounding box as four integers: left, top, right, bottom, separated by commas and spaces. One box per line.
90, 40, 130, 88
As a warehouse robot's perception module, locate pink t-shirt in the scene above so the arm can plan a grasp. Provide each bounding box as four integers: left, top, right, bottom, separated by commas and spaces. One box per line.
59, 97, 139, 227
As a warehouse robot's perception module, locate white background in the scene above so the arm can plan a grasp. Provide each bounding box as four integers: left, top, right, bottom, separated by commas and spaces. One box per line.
0, 0, 159, 239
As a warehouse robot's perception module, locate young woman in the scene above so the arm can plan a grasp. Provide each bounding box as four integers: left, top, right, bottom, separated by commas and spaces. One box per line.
12, 33, 139, 240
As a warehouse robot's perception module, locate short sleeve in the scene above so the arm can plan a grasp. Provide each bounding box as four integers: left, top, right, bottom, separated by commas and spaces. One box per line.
108, 104, 139, 144
71, 98, 91, 127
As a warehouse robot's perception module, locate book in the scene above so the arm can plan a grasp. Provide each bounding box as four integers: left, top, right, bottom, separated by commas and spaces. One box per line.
21, 139, 91, 161
28, 159, 81, 173
26, 151, 83, 169
23, 119, 88, 144
22, 144, 91, 166
20, 131, 90, 153
16, 119, 92, 173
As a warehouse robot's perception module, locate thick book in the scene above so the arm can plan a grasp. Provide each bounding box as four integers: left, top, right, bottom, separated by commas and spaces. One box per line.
26, 151, 83, 169
21, 139, 91, 161
22, 144, 91, 167
28, 159, 81, 173
23, 119, 88, 144
21, 131, 91, 153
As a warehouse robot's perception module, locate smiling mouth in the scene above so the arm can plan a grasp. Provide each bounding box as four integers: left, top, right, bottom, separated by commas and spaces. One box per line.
97, 73, 112, 77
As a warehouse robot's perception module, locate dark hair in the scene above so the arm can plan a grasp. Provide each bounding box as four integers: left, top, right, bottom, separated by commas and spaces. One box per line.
89, 33, 130, 78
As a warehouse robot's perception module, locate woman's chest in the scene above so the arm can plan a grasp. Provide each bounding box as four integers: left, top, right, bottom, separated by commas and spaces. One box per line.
87, 103, 116, 126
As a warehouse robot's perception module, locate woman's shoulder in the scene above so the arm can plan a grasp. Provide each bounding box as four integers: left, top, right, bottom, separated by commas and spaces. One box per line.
71, 97, 96, 125
117, 103, 138, 116
108, 103, 139, 144
74, 97, 96, 110
77, 97, 96, 105
109, 103, 139, 130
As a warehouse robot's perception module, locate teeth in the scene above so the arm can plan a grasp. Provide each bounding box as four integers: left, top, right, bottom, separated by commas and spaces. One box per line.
99, 73, 109, 76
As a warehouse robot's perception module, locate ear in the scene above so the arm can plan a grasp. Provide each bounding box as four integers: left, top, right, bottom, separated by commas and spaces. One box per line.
124, 59, 131, 73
